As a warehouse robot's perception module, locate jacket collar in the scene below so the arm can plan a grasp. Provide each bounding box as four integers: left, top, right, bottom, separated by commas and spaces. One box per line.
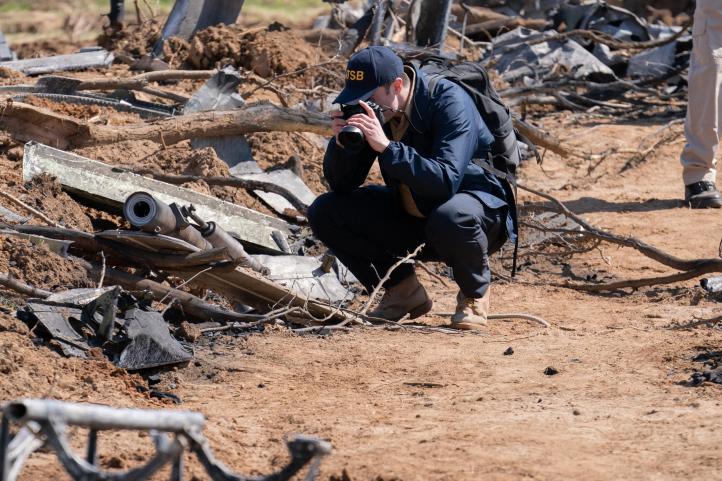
406, 62, 433, 134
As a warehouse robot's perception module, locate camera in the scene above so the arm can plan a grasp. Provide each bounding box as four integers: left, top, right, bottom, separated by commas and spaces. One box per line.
338, 101, 384, 152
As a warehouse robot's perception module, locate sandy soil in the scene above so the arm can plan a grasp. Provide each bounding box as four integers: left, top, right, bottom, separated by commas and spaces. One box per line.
0, 10, 720, 481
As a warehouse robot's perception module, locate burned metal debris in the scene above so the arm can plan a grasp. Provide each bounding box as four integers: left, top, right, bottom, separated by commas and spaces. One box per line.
19, 286, 192, 370
23, 142, 291, 253
0, 398, 331, 481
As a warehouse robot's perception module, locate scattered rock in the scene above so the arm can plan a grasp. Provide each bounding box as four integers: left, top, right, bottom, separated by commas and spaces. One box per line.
177, 321, 202, 343
544, 367, 559, 376
503, 347, 514, 355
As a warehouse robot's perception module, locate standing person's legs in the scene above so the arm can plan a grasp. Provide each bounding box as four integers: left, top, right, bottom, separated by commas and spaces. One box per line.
680, 0, 722, 208
425, 193, 507, 328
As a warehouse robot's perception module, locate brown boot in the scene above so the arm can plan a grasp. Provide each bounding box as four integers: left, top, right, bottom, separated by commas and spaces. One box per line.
367, 272, 433, 321
450, 288, 489, 330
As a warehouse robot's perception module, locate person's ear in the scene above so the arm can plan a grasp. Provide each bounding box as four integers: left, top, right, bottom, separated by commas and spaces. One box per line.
394, 77, 403, 93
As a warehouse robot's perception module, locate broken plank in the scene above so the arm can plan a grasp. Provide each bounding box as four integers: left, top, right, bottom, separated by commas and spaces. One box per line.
23, 142, 290, 253
0, 49, 114, 76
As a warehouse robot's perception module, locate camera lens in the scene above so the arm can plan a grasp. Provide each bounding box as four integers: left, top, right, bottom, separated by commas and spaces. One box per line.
338, 125, 365, 153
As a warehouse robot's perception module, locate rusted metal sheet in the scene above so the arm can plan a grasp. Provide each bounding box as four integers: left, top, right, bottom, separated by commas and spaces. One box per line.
23, 142, 290, 253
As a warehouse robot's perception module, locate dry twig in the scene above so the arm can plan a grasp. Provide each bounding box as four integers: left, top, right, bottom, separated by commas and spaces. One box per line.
0, 272, 52, 298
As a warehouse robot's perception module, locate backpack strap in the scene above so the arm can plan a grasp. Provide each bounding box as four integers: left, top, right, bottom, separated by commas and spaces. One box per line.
426, 66, 521, 277
473, 157, 520, 278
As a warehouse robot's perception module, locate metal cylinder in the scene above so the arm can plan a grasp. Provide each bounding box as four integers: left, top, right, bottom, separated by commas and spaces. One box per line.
176, 225, 214, 251
123, 192, 177, 235
3, 399, 204, 433
201, 222, 265, 273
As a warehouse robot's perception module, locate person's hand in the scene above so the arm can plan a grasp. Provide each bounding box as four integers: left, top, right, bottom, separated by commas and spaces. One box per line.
330, 109, 347, 143
345, 100, 390, 153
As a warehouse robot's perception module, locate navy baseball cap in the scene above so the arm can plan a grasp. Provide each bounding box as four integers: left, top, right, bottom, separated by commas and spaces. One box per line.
333, 46, 404, 105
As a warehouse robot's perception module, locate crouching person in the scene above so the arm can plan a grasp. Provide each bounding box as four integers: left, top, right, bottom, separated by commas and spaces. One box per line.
308, 46, 516, 330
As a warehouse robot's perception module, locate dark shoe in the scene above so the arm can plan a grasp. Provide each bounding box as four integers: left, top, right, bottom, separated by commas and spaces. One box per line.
685, 181, 722, 209
367, 272, 433, 321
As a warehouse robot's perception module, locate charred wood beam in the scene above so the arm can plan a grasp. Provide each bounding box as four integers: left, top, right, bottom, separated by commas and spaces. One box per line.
0, 101, 331, 149
415, 0, 453, 50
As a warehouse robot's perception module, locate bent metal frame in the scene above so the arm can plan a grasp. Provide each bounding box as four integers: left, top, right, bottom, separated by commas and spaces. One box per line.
0, 399, 330, 481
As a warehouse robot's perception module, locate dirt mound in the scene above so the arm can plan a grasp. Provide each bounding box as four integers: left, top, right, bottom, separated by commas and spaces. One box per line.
13, 39, 93, 59
23, 95, 145, 125
132, 145, 232, 177
24, 95, 102, 119
248, 132, 329, 194
19, 174, 94, 231
97, 20, 163, 57
0, 328, 145, 402
0, 67, 27, 86
185, 25, 328, 80
0, 237, 93, 292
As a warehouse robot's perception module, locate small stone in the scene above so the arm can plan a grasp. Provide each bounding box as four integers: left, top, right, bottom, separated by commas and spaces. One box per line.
258, 383, 266, 388
573, 409, 581, 416
544, 366, 559, 376
503, 347, 514, 356
177, 321, 202, 342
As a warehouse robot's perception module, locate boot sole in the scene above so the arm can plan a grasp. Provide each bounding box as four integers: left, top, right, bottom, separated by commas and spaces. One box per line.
407, 298, 433, 320
450, 321, 487, 330
689, 198, 722, 209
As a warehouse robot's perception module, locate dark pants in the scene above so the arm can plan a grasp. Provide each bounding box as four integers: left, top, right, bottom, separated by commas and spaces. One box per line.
307, 186, 507, 298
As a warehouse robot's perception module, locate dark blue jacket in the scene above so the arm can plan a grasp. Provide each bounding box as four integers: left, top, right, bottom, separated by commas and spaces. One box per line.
323, 63, 516, 241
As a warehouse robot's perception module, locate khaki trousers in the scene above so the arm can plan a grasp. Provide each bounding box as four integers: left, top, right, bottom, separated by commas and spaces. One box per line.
680, 0, 722, 185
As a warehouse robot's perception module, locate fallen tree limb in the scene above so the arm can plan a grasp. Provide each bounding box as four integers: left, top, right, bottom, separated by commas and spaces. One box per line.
513, 117, 571, 158
553, 267, 720, 292
0, 272, 53, 298
1, 99, 569, 161
0, 101, 332, 149
518, 183, 722, 291
464, 17, 550, 37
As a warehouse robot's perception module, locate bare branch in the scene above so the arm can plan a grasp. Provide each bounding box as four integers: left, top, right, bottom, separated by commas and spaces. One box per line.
0, 272, 52, 298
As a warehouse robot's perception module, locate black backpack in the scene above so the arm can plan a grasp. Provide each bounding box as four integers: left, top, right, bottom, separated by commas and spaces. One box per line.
410, 57, 538, 181
411, 57, 529, 274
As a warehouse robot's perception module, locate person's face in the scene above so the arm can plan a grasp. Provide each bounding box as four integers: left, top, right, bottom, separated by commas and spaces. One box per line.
369, 77, 404, 121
